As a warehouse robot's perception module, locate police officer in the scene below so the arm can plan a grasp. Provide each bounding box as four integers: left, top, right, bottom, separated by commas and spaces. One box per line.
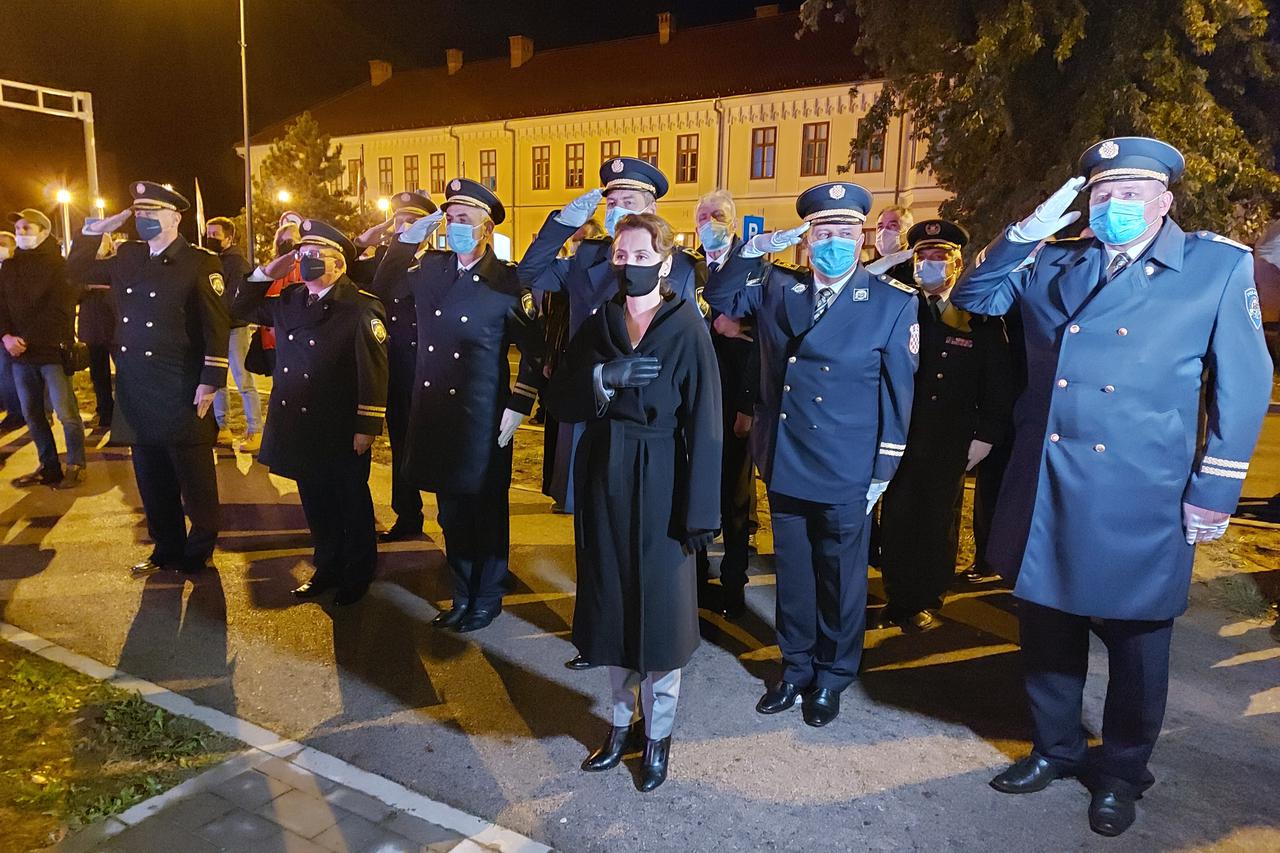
706, 182, 919, 727
953, 137, 1272, 836
876, 220, 1013, 632
370, 178, 544, 633
234, 220, 388, 606
352, 189, 438, 541
69, 182, 229, 575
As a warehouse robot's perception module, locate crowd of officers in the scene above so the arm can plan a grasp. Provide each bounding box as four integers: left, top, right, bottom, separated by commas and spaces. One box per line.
0, 135, 1273, 834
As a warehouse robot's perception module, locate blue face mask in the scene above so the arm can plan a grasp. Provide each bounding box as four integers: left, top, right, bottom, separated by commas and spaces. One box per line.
447, 222, 480, 254
914, 259, 950, 289
698, 220, 732, 253
809, 236, 860, 278
135, 217, 164, 241
605, 205, 639, 237
1088, 197, 1157, 246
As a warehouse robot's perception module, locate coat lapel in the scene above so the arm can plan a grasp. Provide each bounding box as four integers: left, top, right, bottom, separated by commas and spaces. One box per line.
1075, 218, 1185, 319
779, 266, 814, 340
802, 266, 873, 349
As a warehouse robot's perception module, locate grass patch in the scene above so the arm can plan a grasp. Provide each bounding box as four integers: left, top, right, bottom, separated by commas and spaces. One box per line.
0, 641, 240, 852
1206, 574, 1276, 619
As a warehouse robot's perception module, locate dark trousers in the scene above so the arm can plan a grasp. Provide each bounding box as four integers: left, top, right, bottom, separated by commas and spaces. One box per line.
769, 491, 869, 692
697, 425, 754, 591
131, 443, 220, 569
296, 451, 377, 591
87, 344, 114, 425
879, 458, 967, 614
1020, 599, 1173, 797
436, 461, 511, 611
972, 439, 1013, 572
386, 362, 422, 529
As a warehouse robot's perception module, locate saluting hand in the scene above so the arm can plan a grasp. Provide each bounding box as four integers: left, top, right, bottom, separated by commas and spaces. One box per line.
194, 384, 217, 418
355, 217, 396, 248
353, 434, 375, 455
260, 250, 297, 281
399, 210, 444, 245
1010, 176, 1086, 242
556, 188, 604, 228
83, 208, 132, 236
743, 222, 810, 259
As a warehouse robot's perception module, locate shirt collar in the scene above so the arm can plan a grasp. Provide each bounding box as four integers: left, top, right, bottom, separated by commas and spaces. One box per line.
307, 283, 336, 302
813, 266, 858, 297
1103, 230, 1159, 266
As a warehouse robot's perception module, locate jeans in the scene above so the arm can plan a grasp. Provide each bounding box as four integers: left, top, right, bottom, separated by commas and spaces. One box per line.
0, 346, 21, 416
13, 361, 86, 470
213, 326, 262, 434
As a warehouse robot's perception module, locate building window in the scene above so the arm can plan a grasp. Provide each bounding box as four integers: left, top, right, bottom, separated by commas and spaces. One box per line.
403, 155, 419, 191
601, 139, 621, 163
480, 149, 498, 191
638, 137, 659, 167
429, 153, 446, 195
855, 120, 885, 173
531, 146, 551, 190
801, 122, 829, 177
751, 127, 777, 179
347, 158, 361, 195
676, 134, 699, 183
565, 143, 585, 189
377, 157, 393, 195
674, 231, 696, 248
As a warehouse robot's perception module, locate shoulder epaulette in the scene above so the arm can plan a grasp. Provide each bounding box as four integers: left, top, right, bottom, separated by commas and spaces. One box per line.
875, 273, 917, 294
357, 288, 381, 301
769, 258, 801, 272
1045, 234, 1091, 245
1195, 230, 1252, 252
193, 245, 218, 257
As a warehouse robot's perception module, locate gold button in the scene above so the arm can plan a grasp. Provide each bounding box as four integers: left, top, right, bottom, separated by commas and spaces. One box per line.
1094, 443, 1106, 452
1057, 379, 1068, 388
1069, 324, 1080, 334
1116, 328, 1128, 336
1049, 433, 1060, 442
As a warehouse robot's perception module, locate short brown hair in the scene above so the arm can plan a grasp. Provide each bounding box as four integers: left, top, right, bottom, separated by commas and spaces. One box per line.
613, 212, 675, 258
207, 216, 237, 241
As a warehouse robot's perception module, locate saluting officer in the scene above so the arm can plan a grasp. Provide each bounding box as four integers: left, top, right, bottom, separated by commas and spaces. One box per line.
954, 137, 1272, 836
234, 220, 387, 606
369, 178, 545, 633
876, 220, 1013, 632
706, 182, 919, 727
68, 182, 230, 576
351, 189, 438, 541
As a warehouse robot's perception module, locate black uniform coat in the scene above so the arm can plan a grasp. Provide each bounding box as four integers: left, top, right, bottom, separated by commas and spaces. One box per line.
232, 275, 388, 480
370, 241, 544, 495
547, 295, 722, 672
67, 235, 229, 445
879, 295, 1014, 592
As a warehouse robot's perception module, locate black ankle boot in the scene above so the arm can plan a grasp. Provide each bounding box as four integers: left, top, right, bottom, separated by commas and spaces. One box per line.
638, 736, 671, 791
581, 726, 630, 772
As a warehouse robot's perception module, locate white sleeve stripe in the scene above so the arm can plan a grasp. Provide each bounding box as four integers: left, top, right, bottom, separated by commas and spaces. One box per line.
1202, 455, 1248, 470
879, 441, 907, 450
878, 449, 905, 457
1200, 465, 1247, 480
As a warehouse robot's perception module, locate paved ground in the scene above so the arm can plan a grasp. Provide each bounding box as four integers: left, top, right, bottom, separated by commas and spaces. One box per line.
1, 410, 1279, 852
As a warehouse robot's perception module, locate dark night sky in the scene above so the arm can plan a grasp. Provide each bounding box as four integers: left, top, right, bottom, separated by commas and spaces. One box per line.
0, 0, 779, 228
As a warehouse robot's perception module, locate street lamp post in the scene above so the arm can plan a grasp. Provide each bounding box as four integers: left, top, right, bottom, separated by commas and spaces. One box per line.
239, 0, 255, 264
55, 188, 72, 256
94, 197, 106, 219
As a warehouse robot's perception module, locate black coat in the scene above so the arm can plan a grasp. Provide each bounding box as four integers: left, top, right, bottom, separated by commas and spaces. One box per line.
547, 296, 722, 671
67, 235, 229, 445
217, 247, 253, 329
0, 236, 75, 364
879, 296, 1014, 578
78, 287, 117, 347
233, 276, 388, 480
369, 241, 545, 495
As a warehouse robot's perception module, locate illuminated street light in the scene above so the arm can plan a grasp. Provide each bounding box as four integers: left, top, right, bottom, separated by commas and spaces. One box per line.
94, 197, 106, 218
55, 188, 71, 204
54, 189, 72, 256
376, 197, 391, 212
276, 189, 292, 204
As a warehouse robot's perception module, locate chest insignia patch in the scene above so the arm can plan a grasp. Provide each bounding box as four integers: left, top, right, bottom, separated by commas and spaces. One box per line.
945, 335, 974, 348
791, 283, 807, 294
852, 288, 869, 302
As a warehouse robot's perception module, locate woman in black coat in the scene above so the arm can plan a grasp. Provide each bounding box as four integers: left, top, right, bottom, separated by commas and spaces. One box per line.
547, 213, 721, 792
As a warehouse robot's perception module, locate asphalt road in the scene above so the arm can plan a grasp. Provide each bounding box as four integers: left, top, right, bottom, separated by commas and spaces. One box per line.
1, 417, 1278, 852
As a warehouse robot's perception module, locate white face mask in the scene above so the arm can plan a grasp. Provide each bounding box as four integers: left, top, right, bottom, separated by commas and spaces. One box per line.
14, 234, 41, 250
875, 228, 900, 256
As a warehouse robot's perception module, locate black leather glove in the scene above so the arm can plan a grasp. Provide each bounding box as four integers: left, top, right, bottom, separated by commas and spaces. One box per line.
682, 529, 717, 555
600, 356, 661, 390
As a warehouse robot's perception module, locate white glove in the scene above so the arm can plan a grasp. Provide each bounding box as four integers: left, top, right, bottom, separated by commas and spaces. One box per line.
1182, 502, 1229, 545
741, 223, 811, 259
497, 408, 525, 448
1007, 176, 1087, 243
865, 248, 915, 276
866, 479, 889, 515
399, 209, 444, 244
555, 188, 604, 228
966, 439, 994, 471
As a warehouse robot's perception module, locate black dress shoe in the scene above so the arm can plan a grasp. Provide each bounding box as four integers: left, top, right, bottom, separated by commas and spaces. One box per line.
638, 736, 671, 792
565, 654, 595, 670
989, 754, 1069, 794
756, 681, 802, 715
333, 584, 370, 606
958, 567, 1002, 586
720, 585, 746, 619
130, 558, 168, 578
455, 607, 500, 633
801, 688, 840, 727
378, 522, 423, 542
581, 726, 630, 772
293, 576, 338, 600
1089, 791, 1137, 837
894, 609, 941, 633
431, 605, 470, 628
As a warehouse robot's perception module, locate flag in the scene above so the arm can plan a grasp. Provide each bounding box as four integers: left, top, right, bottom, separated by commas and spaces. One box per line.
358, 144, 368, 213
194, 178, 206, 247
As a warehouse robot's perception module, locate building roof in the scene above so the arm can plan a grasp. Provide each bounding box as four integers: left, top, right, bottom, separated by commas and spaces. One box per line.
249, 11, 867, 146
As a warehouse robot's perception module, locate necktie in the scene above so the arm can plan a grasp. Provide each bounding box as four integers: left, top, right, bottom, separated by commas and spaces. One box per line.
305, 292, 319, 307
927, 294, 941, 319
813, 287, 834, 323
1106, 253, 1130, 281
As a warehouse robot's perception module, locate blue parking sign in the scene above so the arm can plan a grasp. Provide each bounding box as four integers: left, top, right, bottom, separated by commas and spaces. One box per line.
743, 215, 765, 240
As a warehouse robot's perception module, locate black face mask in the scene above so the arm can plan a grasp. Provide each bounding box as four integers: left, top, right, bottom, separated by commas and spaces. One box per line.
206, 236, 225, 252
275, 239, 295, 257
612, 262, 663, 297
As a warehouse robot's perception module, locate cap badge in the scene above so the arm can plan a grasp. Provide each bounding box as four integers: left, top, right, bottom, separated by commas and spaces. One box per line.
135, 183, 145, 194
450, 179, 461, 191
926, 223, 941, 235
302, 221, 312, 232
611, 160, 625, 173
1099, 140, 1119, 160
828, 185, 846, 200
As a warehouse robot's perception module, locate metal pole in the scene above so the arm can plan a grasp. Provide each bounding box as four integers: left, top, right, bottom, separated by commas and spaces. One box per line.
239, 0, 255, 264
60, 201, 71, 257
80, 91, 100, 200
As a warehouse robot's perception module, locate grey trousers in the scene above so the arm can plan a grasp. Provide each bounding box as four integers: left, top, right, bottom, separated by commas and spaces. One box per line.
608, 666, 682, 740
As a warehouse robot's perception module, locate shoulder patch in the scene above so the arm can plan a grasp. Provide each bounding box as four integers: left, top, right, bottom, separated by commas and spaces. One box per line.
208, 272, 225, 296
1200, 232, 1252, 252
520, 290, 537, 320
370, 317, 388, 344
1245, 287, 1263, 330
